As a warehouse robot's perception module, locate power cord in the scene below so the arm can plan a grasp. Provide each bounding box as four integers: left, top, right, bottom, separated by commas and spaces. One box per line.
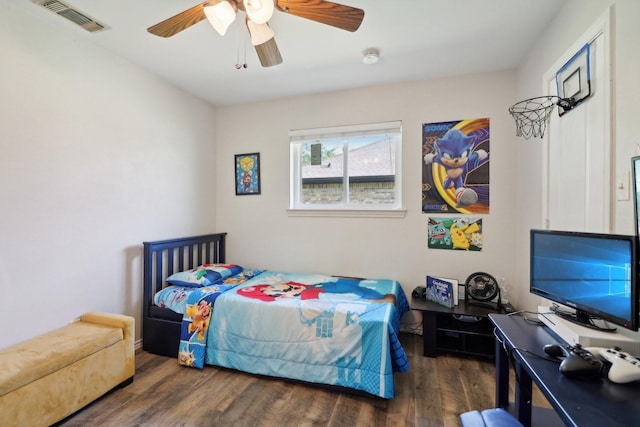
505, 309, 552, 326
400, 321, 423, 335
493, 312, 565, 406
493, 328, 557, 362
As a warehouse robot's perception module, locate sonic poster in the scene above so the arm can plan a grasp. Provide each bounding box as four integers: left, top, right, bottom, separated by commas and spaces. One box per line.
422, 118, 490, 214
428, 216, 483, 251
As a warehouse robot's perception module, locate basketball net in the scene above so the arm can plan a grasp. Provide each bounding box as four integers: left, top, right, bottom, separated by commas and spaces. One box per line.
508, 96, 578, 139
508, 96, 557, 140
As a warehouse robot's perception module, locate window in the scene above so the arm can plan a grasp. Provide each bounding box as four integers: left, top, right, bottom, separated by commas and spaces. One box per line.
289, 121, 404, 217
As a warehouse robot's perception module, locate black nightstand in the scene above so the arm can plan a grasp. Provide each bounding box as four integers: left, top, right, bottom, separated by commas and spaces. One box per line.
411, 297, 512, 358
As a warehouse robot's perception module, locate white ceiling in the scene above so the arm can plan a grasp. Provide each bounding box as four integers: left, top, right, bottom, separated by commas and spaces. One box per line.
16, 0, 566, 106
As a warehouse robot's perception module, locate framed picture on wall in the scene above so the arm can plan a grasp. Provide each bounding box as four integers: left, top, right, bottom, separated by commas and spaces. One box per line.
235, 152, 261, 195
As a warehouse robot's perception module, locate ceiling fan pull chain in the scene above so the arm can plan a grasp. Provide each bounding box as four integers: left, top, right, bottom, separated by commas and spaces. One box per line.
235, 19, 241, 69
234, 18, 247, 69
243, 30, 248, 68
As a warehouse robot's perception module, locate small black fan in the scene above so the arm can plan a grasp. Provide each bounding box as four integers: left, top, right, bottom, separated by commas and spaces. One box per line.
465, 272, 501, 310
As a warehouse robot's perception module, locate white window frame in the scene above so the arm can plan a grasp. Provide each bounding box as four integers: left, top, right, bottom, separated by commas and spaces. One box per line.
288, 121, 405, 218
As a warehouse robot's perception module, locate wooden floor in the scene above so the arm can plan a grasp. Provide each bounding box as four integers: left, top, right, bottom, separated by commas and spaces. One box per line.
56, 333, 551, 427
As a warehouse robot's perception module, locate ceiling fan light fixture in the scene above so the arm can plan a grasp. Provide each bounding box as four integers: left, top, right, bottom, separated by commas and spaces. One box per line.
243, 0, 274, 25
203, 0, 238, 36
246, 19, 274, 46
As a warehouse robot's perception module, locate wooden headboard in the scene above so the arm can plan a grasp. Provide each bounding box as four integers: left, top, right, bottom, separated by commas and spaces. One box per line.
142, 233, 227, 357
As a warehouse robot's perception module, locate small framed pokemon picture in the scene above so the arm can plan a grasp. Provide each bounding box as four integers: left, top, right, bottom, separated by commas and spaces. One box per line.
235, 152, 261, 195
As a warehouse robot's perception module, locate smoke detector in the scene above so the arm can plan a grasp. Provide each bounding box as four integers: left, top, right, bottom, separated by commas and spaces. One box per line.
362, 48, 379, 65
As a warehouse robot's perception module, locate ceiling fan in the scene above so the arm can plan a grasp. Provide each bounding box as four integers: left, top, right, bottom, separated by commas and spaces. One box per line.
147, 0, 365, 67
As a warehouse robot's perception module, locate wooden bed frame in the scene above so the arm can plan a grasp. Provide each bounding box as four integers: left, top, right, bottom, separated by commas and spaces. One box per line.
142, 232, 401, 398
142, 233, 227, 357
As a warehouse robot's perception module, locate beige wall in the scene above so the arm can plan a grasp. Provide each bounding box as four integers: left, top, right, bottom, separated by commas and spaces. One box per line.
216, 0, 640, 324
0, 2, 217, 348
215, 71, 518, 301
514, 0, 640, 315
3, 0, 639, 348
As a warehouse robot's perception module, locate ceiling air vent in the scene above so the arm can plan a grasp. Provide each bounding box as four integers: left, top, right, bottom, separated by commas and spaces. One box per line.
34, 0, 108, 33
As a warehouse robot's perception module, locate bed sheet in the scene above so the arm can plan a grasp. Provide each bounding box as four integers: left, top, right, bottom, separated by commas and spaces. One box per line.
204, 271, 409, 398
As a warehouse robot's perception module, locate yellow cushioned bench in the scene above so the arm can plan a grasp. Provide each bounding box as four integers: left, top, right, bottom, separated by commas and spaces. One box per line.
0, 312, 135, 427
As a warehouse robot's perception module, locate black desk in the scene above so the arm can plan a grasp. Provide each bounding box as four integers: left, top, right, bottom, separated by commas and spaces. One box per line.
489, 314, 640, 427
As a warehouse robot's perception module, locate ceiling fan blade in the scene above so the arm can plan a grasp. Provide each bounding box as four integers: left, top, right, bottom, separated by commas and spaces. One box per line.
147, 3, 207, 38
276, 0, 364, 32
255, 37, 283, 67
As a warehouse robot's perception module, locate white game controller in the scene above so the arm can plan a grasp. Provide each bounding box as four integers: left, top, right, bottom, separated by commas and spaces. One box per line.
587, 346, 640, 384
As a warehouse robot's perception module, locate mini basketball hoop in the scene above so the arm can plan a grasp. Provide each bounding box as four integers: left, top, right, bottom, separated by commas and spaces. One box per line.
508, 96, 576, 140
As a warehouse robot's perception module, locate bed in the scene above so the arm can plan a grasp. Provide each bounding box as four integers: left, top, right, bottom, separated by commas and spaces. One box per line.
142, 233, 410, 398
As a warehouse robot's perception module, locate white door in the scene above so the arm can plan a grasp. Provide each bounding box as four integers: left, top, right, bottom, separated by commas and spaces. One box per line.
543, 10, 612, 233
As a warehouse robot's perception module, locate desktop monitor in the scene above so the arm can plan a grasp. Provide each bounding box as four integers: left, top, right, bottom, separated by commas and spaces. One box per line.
632, 156, 640, 237
530, 229, 638, 331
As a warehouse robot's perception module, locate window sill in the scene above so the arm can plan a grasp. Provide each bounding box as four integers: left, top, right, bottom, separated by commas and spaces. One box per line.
286, 208, 407, 218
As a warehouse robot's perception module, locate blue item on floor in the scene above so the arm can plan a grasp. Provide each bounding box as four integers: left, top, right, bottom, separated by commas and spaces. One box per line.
459, 408, 523, 427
